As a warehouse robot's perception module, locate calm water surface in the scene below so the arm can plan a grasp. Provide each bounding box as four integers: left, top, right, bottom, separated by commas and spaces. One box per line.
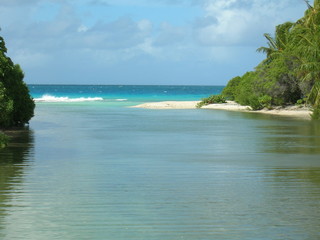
1, 87, 320, 239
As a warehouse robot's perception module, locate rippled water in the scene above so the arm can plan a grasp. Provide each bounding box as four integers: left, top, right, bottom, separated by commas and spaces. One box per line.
1, 99, 320, 239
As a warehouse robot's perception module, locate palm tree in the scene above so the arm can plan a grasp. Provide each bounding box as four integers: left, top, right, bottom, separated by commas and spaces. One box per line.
257, 22, 294, 60
257, 33, 277, 58
303, 0, 312, 9
292, 0, 320, 109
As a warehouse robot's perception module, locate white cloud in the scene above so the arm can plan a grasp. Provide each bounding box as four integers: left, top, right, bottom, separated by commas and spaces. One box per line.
137, 38, 160, 57
154, 22, 188, 46
80, 17, 152, 50
195, 8, 251, 45
12, 49, 51, 68
193, 0, 306, 46
77, 25, 89, 33
0, 0, 307, 84
137, 19, 152, 32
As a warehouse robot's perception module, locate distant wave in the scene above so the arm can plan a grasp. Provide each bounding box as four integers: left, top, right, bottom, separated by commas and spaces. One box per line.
34, 94, 104, 103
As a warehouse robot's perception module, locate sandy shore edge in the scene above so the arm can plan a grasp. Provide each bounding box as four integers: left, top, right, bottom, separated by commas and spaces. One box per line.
131, 101, 201, 109
131, 101, 312, 119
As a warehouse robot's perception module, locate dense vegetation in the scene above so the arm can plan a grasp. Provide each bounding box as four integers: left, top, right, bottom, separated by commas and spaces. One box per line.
196, 94, 226, 108
202, 0, 320, 119
0, 34, 35, 148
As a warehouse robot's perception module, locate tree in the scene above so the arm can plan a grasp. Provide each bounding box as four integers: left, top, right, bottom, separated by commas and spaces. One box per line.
0, 35, 35, 127
292, 0, 320, 113
257, 22, 294, 61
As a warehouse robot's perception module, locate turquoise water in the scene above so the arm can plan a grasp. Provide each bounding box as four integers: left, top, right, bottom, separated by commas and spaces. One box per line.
1, 85, 320, 239
29, 84, 223, 103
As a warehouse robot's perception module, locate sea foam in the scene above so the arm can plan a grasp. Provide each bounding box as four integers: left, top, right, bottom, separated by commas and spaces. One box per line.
34, 94, 104, 103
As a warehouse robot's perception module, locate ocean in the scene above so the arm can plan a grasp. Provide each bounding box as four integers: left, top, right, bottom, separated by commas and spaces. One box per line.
1, 85, 320, 240
30, 84, 224, 103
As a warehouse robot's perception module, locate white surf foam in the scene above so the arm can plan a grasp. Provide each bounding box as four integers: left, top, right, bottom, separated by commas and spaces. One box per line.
34, 94, 104, 103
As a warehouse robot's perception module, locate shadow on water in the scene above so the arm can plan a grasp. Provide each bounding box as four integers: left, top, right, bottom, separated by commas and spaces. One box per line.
240, 112, 320, 154
0, 128, 34, 163
270, 168, 320, 185
260, 120, 320, 154
0, 128, 34, 236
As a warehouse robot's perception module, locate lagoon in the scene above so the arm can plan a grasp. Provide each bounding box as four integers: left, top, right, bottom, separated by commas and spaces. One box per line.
1, 85, 320, 239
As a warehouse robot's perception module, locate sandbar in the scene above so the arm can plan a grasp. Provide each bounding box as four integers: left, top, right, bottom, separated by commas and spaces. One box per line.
132, 101, 312, 119
131, 101, 200, 109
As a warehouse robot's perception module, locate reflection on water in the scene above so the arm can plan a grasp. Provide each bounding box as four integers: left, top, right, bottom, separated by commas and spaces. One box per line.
240, 112, 320, 155
260, 119, 320, 154
0, 129, 34, 239
271, 168, 320, 185
1, 106, 320, 239
262, 167, 320, 238
0, 129, 34, 163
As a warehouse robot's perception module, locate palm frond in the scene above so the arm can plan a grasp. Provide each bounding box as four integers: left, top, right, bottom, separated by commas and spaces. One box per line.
304, 0, 313, 9
263, 33, 277, 50
308, 81, 320, 106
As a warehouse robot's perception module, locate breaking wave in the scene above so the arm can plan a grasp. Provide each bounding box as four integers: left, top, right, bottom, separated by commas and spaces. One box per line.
34, 94, 104, 103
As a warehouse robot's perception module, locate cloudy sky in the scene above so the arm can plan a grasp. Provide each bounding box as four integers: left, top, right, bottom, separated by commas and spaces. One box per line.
0, 0, 307, 85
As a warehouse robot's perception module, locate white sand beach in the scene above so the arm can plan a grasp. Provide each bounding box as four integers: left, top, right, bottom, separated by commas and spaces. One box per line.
254, 105, 312, 119
131, 101, 200, 109
132, 101, 312, 119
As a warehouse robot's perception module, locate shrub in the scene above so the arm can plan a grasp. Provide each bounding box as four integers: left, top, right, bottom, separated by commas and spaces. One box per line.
197, 94, 226, 108
221, 76, 242, 100
296, 99, 304, 105
0, 83, 14, 126
233, 72, 258, 106
296, 98, 308, 106
258, 95, 272, 109
0, 35, 35, 127
248, 96, 263, 110
311, 105, 320, 120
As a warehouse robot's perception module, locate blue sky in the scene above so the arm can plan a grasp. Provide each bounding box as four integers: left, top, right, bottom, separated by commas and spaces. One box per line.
0, 0, 307, 85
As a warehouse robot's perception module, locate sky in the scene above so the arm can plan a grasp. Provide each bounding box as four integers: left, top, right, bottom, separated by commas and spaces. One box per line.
0, 0, 308, 85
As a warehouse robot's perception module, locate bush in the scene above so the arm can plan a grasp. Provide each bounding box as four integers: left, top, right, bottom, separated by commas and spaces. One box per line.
296, 99, 304, 105
221, 76, 242, 100
197, 94, 226, 108
258, 95, 272, 109
248, 96, 263, 110
296, 98, 308, 106
233, 72, 258, 106
0, 82, 14, 126
0, 35, 34, 127
311, 105, 320, 120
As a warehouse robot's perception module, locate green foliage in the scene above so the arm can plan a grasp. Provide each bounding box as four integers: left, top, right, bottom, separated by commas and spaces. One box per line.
296, 98, 307, 106
255, 55, 302, 105
258, 95, 273, 109
0, 35, 35, 127
248, 96, 263, 110
232, 71, 258, 107
0, 82, 13, 126
221, 76, 242, 100
257, 22, 294, 60
222, 71, 266, 110
311, 105, 320, 120
296, 99, 304, 105
222, 0, 320, 116
197, 94, 226, 108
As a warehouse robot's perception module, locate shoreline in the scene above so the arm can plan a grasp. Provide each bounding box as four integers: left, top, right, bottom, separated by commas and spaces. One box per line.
131, 101, 312, 119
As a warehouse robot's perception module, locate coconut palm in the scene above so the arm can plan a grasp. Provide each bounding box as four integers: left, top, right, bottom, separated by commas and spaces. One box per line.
292, 0, 320, 108
257, 22, 294, 60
